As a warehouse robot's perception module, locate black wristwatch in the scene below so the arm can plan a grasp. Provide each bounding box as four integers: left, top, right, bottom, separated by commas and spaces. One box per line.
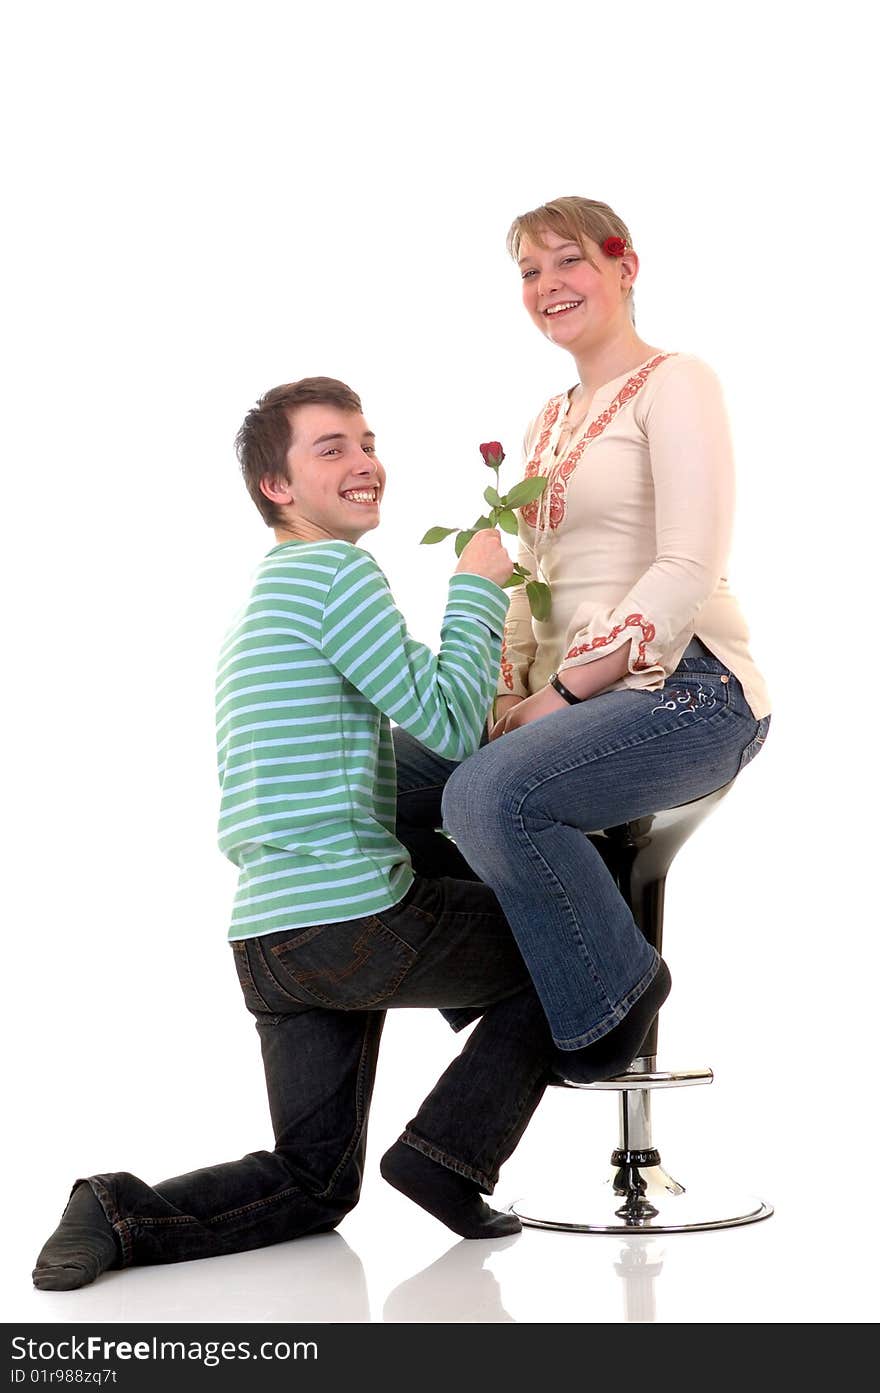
548, 671, 584, 705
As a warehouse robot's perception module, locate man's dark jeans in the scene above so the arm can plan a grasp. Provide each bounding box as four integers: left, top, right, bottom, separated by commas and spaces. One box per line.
83, 875, 555, 1269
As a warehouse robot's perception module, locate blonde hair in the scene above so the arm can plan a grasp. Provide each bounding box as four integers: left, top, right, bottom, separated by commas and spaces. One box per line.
507, 196, 636, 322
506, 196, 633, 262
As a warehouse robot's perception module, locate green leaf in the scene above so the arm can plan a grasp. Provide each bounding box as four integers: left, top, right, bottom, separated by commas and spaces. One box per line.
483, 485, 502, 508
526, 581, 552, 622
454, 529, 475, 557
472, 515, 493, 531
497, 509, 519, 535
512, 563, 531, 577
505, 476, 549, 509
499, 574, 526, 588
420, 526, 457, 545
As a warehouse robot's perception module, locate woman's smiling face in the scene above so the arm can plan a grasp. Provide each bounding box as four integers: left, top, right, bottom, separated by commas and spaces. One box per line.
517, 229, 633, 350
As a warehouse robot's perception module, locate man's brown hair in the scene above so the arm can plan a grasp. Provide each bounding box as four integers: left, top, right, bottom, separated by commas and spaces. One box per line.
235, 377, 363, 526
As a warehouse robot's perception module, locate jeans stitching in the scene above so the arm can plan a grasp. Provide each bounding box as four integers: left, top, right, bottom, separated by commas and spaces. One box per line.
506, 811, 660, 1048
399, 1129, 494, 1193
554, 954, 660, 1049
85, 1177, 134, 1268
478, 1058, 552, 1188
252, 934, 312, 1007
737, 714, 771, 772
232, 942, 275, 1015
320, 1013, 382, 1200
90, 1169, 325, 1238
131, 1183, 308, 1227
507, 780, 662, 1039
271, 924, 417, 1010
650, 680, 718, 717
376, 902, 436, 929
512, 805, 615, 1020
132, 1019, 380, 1219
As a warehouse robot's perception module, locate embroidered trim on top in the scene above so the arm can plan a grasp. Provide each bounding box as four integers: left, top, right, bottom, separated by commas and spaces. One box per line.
521, 353, 676, 531
565, 613, 656, 671
500, 634, 514, 691
519, 396, 565, 535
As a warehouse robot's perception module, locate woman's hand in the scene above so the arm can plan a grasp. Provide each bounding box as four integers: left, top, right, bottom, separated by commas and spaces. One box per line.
492, 692, 523, 720
488, 693, 523, 740
487, 693, 523, 741
488, 686, 566, 740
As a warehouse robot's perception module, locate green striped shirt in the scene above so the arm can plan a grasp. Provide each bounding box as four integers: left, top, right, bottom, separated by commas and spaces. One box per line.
217, 540, 509, 940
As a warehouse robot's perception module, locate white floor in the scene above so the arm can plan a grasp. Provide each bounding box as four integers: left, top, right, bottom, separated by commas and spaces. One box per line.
8, 1001, 877, 1324
9, 1096, 876, 1325
7, 738, 877, 1325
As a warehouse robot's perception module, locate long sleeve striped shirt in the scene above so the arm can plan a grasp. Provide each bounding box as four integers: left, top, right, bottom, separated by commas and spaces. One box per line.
216, 540, 509, 940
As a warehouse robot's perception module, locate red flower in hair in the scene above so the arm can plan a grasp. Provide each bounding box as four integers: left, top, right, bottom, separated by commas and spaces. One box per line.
602, 236, 627, 257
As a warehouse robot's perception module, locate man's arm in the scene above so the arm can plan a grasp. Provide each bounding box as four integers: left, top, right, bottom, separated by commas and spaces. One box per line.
320, 547, 510, 761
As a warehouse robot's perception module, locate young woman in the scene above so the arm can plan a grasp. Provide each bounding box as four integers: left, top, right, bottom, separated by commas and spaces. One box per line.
394, 196, 771, 1077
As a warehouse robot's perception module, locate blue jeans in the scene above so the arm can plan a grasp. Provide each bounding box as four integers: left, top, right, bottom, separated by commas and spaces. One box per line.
81, 876, 556, 1268
394, 639, 770, 1049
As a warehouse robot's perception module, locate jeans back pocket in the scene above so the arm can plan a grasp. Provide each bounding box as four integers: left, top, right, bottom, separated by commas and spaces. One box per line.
651, 668, 731, 717
268, 917, 417, 1009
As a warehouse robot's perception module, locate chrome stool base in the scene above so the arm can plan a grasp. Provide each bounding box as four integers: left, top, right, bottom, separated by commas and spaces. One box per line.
511, 1164, 773, 1234
509, 1053, 773, 1234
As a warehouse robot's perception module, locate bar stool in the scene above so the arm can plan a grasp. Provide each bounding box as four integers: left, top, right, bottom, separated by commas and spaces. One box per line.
510, 781, 773, 1233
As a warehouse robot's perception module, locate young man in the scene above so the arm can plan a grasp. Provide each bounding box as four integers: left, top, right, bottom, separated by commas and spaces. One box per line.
33, 377, 557, 1291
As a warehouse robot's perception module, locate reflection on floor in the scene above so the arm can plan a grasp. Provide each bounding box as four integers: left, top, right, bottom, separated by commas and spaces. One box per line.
13, 1163, 877, 1324
384, 1235, 519, 1323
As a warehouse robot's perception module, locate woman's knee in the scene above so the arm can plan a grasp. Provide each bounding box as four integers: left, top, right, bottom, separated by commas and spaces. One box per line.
441, 749, 512, 846
443, 744, 600, 851
440, 761, 470, 840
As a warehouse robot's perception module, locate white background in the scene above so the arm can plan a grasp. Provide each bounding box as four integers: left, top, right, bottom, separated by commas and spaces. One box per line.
3, 0, 876, 1323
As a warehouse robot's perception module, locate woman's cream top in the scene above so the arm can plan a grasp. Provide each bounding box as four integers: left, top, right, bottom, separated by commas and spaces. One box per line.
497, 351, 771, 719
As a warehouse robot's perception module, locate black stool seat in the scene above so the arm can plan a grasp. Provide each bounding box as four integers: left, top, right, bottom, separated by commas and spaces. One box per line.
584, 780, 734, 1059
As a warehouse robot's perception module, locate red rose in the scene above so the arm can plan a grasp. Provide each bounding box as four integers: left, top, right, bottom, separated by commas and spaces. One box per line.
479, 441, 505, 468
602, 236, 626, 257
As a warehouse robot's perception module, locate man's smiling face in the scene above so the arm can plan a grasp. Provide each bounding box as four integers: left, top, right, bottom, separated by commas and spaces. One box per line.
272, 403, 386, 543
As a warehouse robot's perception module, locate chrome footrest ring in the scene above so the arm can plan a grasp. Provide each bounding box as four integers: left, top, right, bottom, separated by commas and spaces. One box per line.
556, 1066, 714, 1091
